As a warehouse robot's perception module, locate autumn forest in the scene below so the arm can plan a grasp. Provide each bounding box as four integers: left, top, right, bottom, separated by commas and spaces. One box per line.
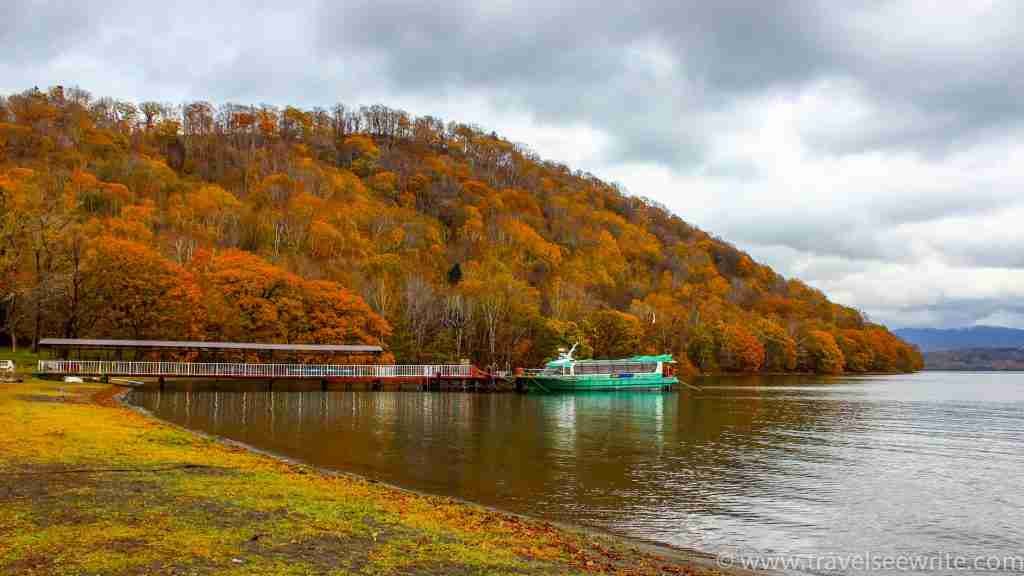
0, 86, 922, 375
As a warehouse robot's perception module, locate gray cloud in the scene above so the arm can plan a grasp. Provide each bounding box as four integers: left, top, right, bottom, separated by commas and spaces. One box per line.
870, 298, 1024, 331
2, 0, 1023, 328
314, 0, 842, 166
1, 2, 97, 63
316, 1, 1024, 164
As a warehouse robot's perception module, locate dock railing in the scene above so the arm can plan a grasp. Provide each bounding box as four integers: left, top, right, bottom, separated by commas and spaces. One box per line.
37, 360, 474, 379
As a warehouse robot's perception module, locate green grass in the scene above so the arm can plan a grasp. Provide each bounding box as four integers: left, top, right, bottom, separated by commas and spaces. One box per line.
0, 379, 710, 576
0, 348, 40, 373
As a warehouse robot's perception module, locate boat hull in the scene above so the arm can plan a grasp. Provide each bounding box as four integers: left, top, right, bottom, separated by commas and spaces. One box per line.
519, 374, 678, 392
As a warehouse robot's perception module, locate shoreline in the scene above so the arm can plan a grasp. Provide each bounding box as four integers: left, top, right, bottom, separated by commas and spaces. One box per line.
694, 370, 918, 377
118, 386, 739, 575
2, 378, 748, 575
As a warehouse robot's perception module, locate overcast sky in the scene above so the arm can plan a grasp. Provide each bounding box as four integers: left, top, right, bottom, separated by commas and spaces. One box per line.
4, 0, 1023, 328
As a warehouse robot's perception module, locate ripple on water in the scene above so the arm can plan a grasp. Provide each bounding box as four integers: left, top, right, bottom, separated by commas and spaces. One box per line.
130, 372, 1024, 576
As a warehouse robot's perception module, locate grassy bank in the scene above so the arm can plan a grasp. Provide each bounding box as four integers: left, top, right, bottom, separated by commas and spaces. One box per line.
0, 379, 722, 575
1, 348, 39, 374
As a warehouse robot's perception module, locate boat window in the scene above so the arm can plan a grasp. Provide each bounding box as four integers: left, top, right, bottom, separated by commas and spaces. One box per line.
573, 362, 656, 375
543, 365, 569, 375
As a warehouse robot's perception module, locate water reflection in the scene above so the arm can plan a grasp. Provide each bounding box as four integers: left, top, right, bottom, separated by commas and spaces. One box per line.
131, 373, 1024, 575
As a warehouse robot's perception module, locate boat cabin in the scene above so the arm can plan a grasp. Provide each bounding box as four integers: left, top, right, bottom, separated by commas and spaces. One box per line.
541, 354, 675, 377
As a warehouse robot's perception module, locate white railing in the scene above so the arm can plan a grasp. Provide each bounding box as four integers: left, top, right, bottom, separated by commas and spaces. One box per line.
37, 360, 474, 379
0, 360, 14, 374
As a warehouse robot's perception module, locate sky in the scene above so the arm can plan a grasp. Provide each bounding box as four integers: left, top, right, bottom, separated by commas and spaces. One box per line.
3, 0, 1023, 329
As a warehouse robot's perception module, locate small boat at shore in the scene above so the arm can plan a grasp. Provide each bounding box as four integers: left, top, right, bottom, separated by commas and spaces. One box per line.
518, 346, 679, 392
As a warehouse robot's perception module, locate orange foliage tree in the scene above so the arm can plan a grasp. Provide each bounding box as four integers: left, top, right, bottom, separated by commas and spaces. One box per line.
192, 249, 390, 352
83, 236, 199, 340
799, 330, 846, 375
0, 85, 924, 375
752, 317, 798, 372
586, 310, 643, 359
718, 324, 765, 373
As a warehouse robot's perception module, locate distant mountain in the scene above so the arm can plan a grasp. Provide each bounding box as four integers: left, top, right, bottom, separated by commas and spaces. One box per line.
895, 326, 1024, 352
923, 348, 1024, 371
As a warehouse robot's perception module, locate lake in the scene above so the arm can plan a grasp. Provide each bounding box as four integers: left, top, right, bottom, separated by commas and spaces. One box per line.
129, 372, 1024, 575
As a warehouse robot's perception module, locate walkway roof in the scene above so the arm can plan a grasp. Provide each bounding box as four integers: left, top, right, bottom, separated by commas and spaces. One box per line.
38, 338, 383, 354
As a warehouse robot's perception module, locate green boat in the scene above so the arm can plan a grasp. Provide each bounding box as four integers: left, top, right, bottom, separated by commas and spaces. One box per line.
518, 346, 679, 392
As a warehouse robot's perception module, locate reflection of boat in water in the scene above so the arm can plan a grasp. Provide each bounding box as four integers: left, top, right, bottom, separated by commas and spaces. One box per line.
518, 345, 679, 392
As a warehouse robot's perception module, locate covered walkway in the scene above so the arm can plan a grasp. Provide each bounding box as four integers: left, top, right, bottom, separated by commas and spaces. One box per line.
36, 338, 487, 386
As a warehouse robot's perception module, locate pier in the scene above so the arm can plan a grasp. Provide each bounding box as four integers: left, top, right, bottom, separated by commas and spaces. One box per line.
37, 360, 478, 380
35, 338, 498, 390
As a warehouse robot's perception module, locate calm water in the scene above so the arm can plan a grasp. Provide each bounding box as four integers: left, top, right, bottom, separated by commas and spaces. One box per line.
129, 372, 1024, 574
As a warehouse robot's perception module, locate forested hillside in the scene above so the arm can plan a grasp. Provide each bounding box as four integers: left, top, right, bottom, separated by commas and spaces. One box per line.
0, 86, 922, 374
923, 348, 1024, 371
